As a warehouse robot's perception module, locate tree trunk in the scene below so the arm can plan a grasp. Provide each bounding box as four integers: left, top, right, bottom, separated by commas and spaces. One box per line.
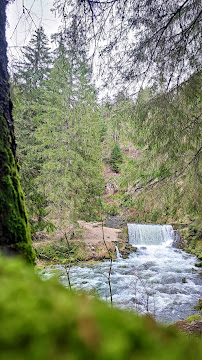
0, 0, 35, 263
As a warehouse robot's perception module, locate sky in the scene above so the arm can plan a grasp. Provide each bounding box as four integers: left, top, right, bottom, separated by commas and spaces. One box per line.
6, 0, 108, 98
6, 0, 61, 66
5, 0, 126, 100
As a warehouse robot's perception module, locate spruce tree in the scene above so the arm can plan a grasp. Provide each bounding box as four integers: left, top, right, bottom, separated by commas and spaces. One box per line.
15, 26, 51, 93
34, 34, 104, 226
110, 141, 123, 173
13, 27, 52, 232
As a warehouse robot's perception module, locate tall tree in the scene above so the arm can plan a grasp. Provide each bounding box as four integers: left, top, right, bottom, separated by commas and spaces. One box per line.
14, 26, 51, 93
13, 27, 52, 232
0, 0, 35, 263
34, 35, 104, 227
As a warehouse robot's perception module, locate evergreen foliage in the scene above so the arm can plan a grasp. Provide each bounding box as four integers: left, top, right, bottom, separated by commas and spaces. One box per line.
12, 24, 201, 241
13, 28, 52, 233
98, 70, 201, 228
13, 27, 105, 231
110, 141, 123, 173
54, 0, 202, 92
14, 26, 52, 92
1, 5, 202, 354
10, 6, 201, 250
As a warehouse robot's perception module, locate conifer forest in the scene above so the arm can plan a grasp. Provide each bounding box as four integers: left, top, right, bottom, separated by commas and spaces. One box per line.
0, 1, 202, 358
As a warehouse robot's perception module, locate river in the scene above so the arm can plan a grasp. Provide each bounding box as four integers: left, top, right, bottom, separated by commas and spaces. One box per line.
40, 224, 202, 324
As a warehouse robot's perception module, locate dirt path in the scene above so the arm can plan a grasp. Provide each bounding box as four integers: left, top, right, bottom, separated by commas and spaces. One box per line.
78, 220, 122, 245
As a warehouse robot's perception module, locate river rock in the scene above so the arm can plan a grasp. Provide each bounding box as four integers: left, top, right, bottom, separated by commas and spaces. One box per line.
197, 298, 202, 310
105, 216, 126, 228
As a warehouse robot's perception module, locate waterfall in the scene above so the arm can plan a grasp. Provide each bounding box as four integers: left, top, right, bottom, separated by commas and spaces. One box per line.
42, 221, 202, 323
115, 245, 122, 258
127, 224, 174, 246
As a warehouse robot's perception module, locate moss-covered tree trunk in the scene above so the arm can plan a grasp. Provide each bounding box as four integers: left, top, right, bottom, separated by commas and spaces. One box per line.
0, 0, 35, 264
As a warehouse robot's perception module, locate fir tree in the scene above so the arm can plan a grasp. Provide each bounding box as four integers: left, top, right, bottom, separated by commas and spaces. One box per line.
110, 141, 123, 173
13, 27, 52, 232
35, 38, 104, 226
15, 26, 51, 93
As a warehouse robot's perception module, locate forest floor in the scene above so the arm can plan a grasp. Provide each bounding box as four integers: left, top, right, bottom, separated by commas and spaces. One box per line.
33, 221, 121, 245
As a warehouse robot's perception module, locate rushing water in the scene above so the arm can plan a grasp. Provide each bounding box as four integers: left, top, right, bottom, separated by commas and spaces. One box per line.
128, 223, 174, 245
40, 224, 202, 324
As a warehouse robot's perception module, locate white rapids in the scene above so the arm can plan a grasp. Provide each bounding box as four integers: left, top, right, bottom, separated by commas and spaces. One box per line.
127, 223, 174, 245
40, 224, 202, 324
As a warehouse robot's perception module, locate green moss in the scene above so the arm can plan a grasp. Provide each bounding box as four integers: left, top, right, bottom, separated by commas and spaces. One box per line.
0, 255, 201, 360
34, 240, 89, 263
181, 315, 201, 323
177, 220, 202, 260
0, 115, 35, 264
34, 241, 69, 261
195, 262, 202, 267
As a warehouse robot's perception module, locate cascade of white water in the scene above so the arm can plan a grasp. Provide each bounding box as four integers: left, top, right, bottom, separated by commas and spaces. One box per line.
115, 245, 122, 258
127, 224, 174, 246
41, 223, 202, 323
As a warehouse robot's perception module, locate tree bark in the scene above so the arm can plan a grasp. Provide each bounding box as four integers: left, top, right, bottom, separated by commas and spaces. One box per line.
0, 0, 35, 263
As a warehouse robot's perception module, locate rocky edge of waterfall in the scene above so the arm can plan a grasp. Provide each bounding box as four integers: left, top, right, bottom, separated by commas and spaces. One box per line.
33, 218, 137, 266
33, 215, 202, 267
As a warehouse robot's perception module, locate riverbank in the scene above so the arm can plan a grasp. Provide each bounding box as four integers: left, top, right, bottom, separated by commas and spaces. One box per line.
33, 220, 133, 265
33, 217, 202, 267
175, 219, 202, 266
34, 221, 202, 335
38, 229, 202, 326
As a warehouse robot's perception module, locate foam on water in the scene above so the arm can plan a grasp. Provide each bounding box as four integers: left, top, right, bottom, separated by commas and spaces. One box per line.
127, 223, 174, 246
39, 224, 202, 323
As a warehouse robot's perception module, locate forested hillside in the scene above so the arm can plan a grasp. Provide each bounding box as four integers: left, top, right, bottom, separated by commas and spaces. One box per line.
11, 26, 201, 260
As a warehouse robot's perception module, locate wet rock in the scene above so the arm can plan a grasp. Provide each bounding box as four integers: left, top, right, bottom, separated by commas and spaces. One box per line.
195, 261, 202, 267
131, 297, 142, 305
173, 317, 202, 337
119, 243, 137, 259
196, 298, 202, 310
105, 216, 126, 229
172, 230, 184, 248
